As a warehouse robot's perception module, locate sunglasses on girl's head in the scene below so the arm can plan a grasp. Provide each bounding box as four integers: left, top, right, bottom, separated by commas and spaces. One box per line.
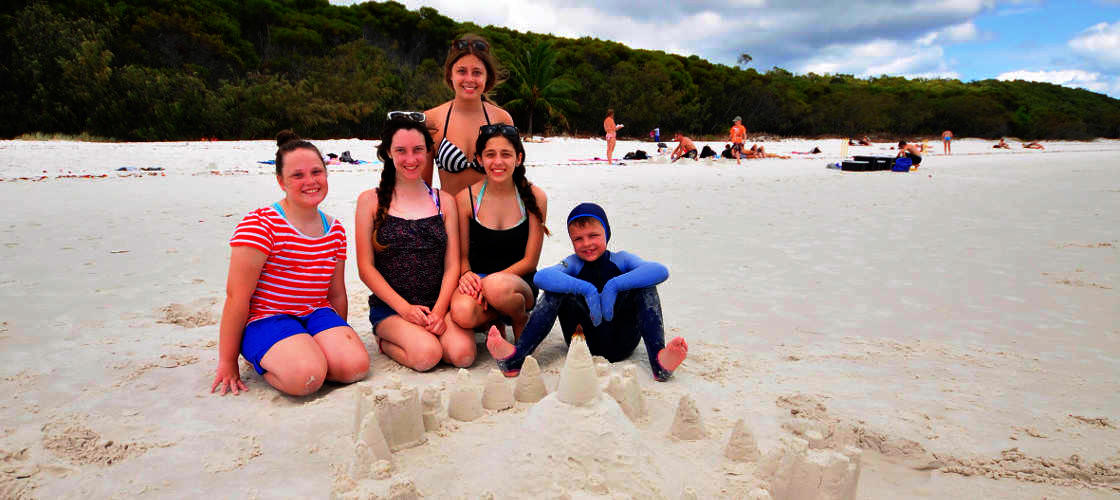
453, 39, 489, 52
386, 111, 426, 123
479, 124, 519, 137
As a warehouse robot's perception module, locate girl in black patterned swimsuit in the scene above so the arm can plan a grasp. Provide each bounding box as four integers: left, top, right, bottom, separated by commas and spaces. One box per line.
355, 116, 475, 371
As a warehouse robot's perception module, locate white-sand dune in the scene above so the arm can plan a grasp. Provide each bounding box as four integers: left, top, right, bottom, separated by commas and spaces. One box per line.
0, 138, 1117, 498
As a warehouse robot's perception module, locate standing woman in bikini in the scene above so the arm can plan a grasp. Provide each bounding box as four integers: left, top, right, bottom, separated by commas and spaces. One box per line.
451, 124, 548, 339
424, 34, 515, 196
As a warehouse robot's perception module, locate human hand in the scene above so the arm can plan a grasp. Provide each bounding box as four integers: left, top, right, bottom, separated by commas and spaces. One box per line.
580, 285, 603, 326
402, 305, 432, 326
458, 272, 482, 296
600, 281, 619, 323
211, 359, 248, 396
425, 311, 447, 335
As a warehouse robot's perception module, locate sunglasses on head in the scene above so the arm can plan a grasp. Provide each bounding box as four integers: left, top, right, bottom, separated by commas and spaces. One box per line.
452, 39, 489, 52
479, 124, 520, 137
386, 111, 426, 123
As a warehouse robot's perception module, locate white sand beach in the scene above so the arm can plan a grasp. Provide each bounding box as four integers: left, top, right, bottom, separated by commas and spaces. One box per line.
0, 137, 1118, 498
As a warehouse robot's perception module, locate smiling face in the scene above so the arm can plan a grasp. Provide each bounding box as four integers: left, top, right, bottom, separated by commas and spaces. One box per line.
276, 148, 327, 208
451, 54, 487, 99
478, 135, 522, 182
389, 129, 428, 181
568, 218, 607, 262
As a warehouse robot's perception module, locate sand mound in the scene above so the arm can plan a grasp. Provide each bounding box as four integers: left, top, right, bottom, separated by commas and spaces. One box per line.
41, 420, 148, 466
939, 448, 1120, 491
157, 298, 219, 328
1, 447, 35, 500
472, 393, 682, 498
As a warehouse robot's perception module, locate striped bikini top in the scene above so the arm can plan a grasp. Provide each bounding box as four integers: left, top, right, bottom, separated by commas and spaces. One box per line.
435, 102, 490, 174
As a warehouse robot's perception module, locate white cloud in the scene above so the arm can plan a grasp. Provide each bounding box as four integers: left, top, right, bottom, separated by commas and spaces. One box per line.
1069, 21, 1120, 70
798, 39, 958, 78
997, 69, 1120, 95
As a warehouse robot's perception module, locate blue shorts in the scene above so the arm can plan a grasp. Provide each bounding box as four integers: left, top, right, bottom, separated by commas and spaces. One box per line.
241, 308, 349, 374
368, 304, 397, 332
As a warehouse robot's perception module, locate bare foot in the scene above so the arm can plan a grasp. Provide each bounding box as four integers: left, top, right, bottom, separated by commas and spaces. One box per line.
657, 337, 688, 372
486, 325, 516, 361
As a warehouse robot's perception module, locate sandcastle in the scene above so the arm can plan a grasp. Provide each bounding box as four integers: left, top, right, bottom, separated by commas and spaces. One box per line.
556, 332, 600, 405
725, 418, 761, 462
669, 394, 708, 440
482, 369, 514, 410
604, 364, 647, 421
512, 355, 547, 403
448, 368, 484, 421
755, 435, 862, 500
421, 385, 442, 432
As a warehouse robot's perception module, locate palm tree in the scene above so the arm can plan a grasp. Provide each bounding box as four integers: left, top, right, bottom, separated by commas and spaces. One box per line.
500, 40, 579, 138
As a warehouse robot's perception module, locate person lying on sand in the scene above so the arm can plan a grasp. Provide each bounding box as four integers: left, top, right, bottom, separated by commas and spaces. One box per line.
859, 136, 872, 146
1023, 141, 1045, 150
485, 203, 687, 381
212, 131, 369, 397
791, 146, 823, 155
670, 133, 698, 162
993, 138, 1010, 149
744, 144, 792, 160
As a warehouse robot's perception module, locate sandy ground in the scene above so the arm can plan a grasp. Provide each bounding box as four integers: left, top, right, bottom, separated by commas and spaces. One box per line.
0, 137, 1118, 498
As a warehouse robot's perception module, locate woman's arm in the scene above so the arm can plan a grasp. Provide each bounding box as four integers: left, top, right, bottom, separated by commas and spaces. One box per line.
432, 191, 461, 321
497, 185, 547, 277
327, 259, 348, 321
212, 246, 267, 395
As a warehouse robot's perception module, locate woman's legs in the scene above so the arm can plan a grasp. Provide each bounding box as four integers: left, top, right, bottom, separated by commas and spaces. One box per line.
312, 326, 370, 383
375, 317, 443, 372
480, 273, 535, 337
439, 312, 477, 368
259, 334, 328, 396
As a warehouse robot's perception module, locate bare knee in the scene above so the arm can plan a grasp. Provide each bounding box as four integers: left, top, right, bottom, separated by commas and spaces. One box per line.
450, 295, 482, 327
445, 342, 477, 368
276, 358, 328, 396
408, 341, 443, 372
333, 348, 370, 383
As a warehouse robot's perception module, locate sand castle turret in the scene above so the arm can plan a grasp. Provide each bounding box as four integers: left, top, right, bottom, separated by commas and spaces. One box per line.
513, 355, 547, 403
756, 436, 861, 500
448, 368, 484, 421
557, 331, 600, 406
421, 385, 442, 431
353, 383, 373, 439
605, 365, 647, 421
668, 394, 708, 440
725, 418, 761, 462
373, 385, 427, 452
482, 369, 515, 410
358, 412, 392, 461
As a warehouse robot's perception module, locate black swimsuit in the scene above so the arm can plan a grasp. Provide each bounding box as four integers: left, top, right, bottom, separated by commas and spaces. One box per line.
467, 183, 537, 295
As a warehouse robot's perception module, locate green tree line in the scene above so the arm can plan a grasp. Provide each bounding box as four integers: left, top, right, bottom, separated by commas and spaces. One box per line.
3, 0, 1119, 141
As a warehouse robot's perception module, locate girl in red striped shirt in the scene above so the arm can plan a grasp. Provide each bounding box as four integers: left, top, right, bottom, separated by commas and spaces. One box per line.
211, 131, 370, 396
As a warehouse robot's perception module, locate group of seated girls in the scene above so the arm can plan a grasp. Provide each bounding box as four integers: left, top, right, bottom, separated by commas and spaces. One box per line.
210, 34, 688, 397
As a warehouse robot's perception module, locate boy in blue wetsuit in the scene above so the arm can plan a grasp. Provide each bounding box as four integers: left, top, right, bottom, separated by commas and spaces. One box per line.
485, 203, 688, 381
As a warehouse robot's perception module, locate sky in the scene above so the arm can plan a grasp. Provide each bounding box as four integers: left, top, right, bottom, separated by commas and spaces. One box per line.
330, 0, 1120, 98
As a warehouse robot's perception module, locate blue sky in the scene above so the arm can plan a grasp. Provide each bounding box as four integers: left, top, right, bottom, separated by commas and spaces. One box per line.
331, 0, 1120, 97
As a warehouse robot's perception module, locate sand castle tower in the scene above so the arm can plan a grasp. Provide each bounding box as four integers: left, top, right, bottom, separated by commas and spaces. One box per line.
372, 385, 427, 452
421, 385, 442, 431
513, 355, 547, 403
669, 394, 708, 440
605, 365, 647, 421
448, 368, 484, 421
482, 369, 515, 410
725, 419, 761, 462
556, 331, 600, 406
357, 412, 392, 461
757, 436, 861, 500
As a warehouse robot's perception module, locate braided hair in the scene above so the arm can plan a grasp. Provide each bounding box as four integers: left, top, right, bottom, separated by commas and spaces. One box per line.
370, 119, 436, 251
474, 129, 550, 236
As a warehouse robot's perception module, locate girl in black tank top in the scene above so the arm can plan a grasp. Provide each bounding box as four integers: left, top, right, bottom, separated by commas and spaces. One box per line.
355, 118, 476, 372
450, 125, 549, 339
